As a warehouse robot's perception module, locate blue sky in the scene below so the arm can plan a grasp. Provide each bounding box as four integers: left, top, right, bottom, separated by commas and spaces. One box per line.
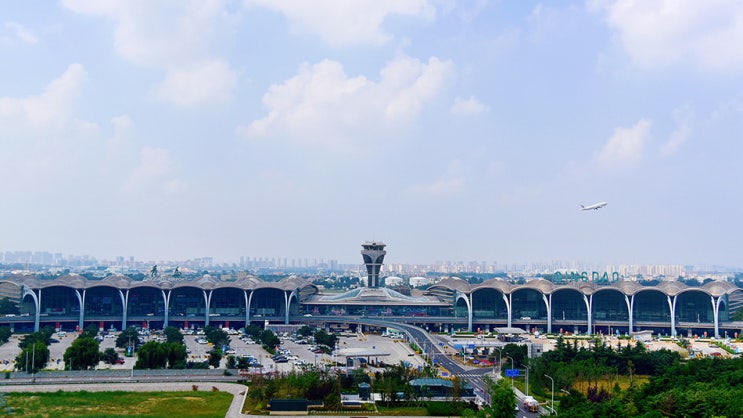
1, 1, 742, 267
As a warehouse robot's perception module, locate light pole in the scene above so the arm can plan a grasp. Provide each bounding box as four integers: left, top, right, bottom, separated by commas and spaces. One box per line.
506, 355, 514, 387
493, 348, 502, 375
544, 374, 555, 415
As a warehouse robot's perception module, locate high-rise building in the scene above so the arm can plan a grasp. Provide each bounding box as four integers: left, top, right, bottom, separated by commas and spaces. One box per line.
361, 241, 386, 287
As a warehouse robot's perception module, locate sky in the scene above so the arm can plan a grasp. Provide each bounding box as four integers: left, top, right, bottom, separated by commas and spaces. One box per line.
1, 1, 742, 268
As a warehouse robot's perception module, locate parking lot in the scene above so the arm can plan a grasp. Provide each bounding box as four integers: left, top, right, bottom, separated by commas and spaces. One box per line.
6, 326, 736, 375
182, 330, 428, 372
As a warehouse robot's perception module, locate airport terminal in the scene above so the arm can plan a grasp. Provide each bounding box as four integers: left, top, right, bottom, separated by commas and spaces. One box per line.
1, 241, 741, 340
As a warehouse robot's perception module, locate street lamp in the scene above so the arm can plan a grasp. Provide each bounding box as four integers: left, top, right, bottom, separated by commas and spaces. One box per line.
544, 374, 555, 415
493, 348, 502, 375
506, 355, 514, 387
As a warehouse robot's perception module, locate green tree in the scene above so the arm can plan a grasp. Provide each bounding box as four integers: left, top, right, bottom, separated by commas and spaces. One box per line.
0, 297, 19, 315
208, 348, 222, 368
164, 342, 187, 369
80, 323, 99, 339
64, 337, 100, 370
203, 325, 230, 348
134, 341, 167, 369
477, 375, 517, 417
244, 324, 262, 339
259, 329, 280, 351
314, 330, 338, 349
226, 355, 237, 369
297, 325, 314, 337
15, 342, 50, 373
116, 327, 140, 350
19, 326, 54, 349
236, 356, 250, 369
0, 326, 12, 344
101, 347, 119, 364
163, 326, 184, 344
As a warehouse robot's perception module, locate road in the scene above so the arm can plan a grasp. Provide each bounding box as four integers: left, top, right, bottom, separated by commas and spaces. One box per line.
363, 319, 541, 418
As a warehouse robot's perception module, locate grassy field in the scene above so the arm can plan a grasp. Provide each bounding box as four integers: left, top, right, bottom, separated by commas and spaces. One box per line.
0, 390, 233, 418
374, 405, 429, 416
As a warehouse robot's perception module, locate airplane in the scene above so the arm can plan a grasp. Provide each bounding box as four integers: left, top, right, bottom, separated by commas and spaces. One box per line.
580, 201, 607, 211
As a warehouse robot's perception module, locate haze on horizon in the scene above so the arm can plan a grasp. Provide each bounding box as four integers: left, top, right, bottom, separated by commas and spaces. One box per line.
1, 1, 741, 269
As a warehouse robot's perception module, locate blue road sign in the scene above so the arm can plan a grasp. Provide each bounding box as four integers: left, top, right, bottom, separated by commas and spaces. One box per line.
505, 368, 520, 377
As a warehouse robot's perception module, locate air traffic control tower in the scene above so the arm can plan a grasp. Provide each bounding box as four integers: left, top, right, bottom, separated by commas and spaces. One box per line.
361, 241, 386, 287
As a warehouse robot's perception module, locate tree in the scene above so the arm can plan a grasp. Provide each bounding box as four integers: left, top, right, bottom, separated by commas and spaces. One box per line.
64, 337, 100, 370
116, 327, 140, 350
80, 323, 99, 339
297, 325, 314, 337
101, 347, 119, 364
314, 330, 338, 349
226, 355, 237, 369
15, 342, 49, 373
0, 297, 19, 315
163, 326, 184, 344
462, 375, 516, 418
208, 348, 222, 368
259, 329, 280, 351
244, 324, 262, 339
203, 325, 230, 348
0, 326, 12, 344
135, 341, 167, 369
19, 326, 54, 349
164, 342, 188, 369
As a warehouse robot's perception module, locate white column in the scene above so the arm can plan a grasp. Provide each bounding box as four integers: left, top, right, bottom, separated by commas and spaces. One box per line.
544, 294, 552, 334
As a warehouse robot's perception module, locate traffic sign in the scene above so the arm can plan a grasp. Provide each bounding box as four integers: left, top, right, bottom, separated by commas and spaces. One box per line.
505, 368, 520, 377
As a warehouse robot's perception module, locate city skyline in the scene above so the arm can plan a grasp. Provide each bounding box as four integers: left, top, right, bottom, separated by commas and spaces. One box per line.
2, 2, 742, 267
1, 248, 737, 277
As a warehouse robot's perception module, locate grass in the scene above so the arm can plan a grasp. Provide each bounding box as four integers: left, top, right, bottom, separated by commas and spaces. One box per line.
2, 390, 233, 418
512, 374, 650, 404
375, 405, 429, 416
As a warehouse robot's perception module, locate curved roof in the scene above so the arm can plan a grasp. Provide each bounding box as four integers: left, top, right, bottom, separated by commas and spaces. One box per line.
0, 272, 315, 293
307, 287, 447, 306
472, 278, 511, 293
3, 274, 739, 303
432, 277, 471, 293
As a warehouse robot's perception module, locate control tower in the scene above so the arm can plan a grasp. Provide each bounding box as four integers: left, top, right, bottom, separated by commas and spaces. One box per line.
361, 241, 386, 287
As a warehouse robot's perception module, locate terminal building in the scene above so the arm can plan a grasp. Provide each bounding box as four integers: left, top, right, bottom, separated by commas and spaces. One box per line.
1, 242, 741, 339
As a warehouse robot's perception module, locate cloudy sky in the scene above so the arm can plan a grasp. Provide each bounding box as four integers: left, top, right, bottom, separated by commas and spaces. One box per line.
2, 1, 742, 267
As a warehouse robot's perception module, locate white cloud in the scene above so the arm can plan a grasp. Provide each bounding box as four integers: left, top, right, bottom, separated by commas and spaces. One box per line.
122, 146, 187, 196
239, 55, 453, 151
152, 60, 237, 106
450, 96, 488, 115
596, 0, 743, 73
2, 21, 38, 45
0, 63, 86, 130
595, 118, 652, 166
246, 0, 436, 47
407, 159, 466, 198
661, 106, 693, 155
63, 0, 239, 106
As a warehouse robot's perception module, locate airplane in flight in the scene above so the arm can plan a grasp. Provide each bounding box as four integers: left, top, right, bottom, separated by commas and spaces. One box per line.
580, 201, 608, 211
